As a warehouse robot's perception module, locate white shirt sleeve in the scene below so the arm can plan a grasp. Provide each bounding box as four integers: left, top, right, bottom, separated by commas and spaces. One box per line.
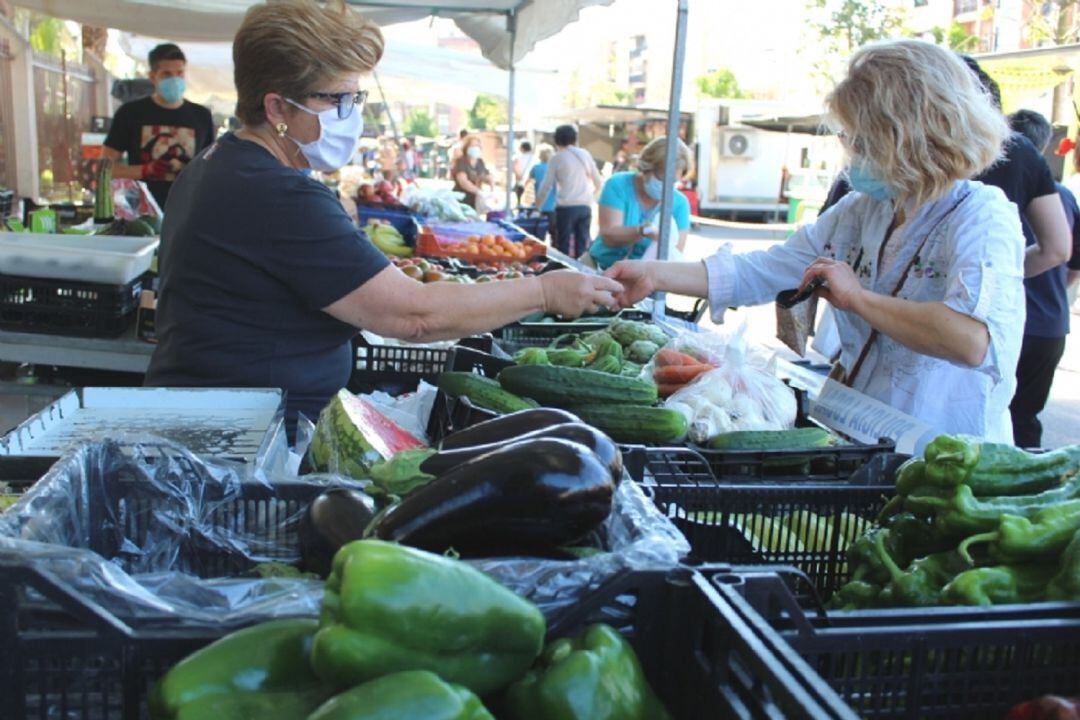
939, 189, 1026, 383
701, 196, 857, 322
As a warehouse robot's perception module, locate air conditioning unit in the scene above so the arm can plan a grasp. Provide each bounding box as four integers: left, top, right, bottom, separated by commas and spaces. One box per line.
717, 130, 756, 159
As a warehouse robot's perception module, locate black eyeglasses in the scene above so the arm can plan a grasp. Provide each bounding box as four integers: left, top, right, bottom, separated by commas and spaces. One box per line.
307, 89, 368, 120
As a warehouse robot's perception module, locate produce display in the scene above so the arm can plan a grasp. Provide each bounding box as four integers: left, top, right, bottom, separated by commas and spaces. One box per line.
505, 623, 671, 720
356, 180, 406, 209
400, 184, 479, 222
307, 389, 427, 481
416, 231, 547, 264
150, 540, 667, 720
303, 395, 624, 565
364, 218, 411, 257
89, 158, 161, 236
831, 434, 1080, 609
388, 255, 550, 283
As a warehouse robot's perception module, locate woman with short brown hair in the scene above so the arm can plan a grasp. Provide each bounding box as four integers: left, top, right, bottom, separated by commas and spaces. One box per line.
147, 0, 621, 434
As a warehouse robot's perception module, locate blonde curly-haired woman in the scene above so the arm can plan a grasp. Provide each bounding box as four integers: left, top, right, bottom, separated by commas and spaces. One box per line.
607, 39, 1025, 441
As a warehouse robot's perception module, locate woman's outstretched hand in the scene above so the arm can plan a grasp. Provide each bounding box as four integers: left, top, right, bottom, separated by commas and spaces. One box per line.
605, 261, 655, 309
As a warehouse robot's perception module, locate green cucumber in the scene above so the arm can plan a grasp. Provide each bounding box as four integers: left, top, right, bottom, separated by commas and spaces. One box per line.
564, 405, 687, 445
707, 428, 835, 451
437, 372, 537, 414
497, 365, 657, 408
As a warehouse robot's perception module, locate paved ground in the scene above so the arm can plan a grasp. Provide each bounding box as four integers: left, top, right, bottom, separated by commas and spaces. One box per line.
670, 221, 1080, 449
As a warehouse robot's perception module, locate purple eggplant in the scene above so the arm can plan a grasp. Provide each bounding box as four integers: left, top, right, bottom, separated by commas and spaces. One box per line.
369, 438, 614, 556
421, 422, 622, 482
439, 407, 580, 450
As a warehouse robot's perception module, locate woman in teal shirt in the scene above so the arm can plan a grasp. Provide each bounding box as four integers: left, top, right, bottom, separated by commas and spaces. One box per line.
587, 136, 693, 270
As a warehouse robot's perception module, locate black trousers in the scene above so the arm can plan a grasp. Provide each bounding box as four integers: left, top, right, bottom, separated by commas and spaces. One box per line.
1009, 334, 1067, 448
554, 205, 592, 258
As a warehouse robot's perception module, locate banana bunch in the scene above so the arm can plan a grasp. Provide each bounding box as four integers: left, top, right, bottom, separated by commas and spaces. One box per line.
365, 219, 412, 257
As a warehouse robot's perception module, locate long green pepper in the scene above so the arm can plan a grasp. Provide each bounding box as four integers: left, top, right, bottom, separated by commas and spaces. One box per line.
958, 499, 1080, 564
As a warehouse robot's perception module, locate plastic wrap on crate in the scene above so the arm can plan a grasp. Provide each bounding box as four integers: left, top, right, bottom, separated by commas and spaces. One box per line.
0, 433, 329, 627
470, 480, 690, 615
0, 432, 688, 626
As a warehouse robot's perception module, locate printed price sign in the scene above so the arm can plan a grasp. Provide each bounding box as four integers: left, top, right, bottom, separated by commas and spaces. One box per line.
809, 379, 939, 454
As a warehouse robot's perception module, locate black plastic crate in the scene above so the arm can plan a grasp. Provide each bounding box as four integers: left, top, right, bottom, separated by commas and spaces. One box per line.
426, 345, 511, 443
0, 272, 143, 338
710, 570, 1080, 720
0, 564, 854, 720
492, 308, 675, 354
688, 430, 896, 481
347, 333, 493, 395
544, 568, 856, 719
641, 448, 905, 598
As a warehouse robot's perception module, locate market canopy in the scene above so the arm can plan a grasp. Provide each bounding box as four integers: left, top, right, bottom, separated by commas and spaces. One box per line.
14, 0, 615, 69
974, 43, 1080, 113
742, 114, 830, 135
551, 104, 693, 125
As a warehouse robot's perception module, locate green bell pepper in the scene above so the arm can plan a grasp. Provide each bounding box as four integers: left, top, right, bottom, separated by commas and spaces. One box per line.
1048, 528, 1080, 601
505, 624, 670, 720
307, 671, 493, 720
958, 499, 1080, 564
149, 618, 331, 720
942, 564, 1056, 606
310, 540, 545, 696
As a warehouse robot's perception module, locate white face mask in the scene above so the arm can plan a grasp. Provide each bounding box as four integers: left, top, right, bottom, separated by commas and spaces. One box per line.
284, 98, 363, 172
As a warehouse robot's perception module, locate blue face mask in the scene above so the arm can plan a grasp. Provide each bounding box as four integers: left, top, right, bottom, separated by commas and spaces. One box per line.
847, 160, 893, 202
643, 174, 664, 201
157, 77, 185, 105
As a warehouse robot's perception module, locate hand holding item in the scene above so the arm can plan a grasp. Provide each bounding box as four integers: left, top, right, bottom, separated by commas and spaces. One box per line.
799, 257, 864, 312
539, 270, 622, 318
605, 260, 655, 309
141, 158, 172, 180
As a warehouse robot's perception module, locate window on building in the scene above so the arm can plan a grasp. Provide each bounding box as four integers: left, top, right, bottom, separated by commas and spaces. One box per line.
913, 0, 928, 7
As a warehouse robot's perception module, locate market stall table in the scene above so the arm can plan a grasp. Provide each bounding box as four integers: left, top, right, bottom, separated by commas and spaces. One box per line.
0, 325, 153, 374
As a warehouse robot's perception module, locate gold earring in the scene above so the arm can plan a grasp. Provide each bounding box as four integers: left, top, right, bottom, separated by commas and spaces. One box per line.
276, 122, 288, 137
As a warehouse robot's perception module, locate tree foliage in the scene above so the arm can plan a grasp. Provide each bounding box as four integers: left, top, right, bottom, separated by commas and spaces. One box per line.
468, 94, 507, 131
929, 22, 979, 52
402, 108, 436, 139
807, 0, 907, 82
1024, 0, 1080, 45
695, 68, 745, 99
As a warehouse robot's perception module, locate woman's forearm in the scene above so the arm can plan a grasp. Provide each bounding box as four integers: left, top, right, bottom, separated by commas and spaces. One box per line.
651, 260, 710, 297
851, 291, 989, 367
599, 224, 644, 248
408, 277, 545, 342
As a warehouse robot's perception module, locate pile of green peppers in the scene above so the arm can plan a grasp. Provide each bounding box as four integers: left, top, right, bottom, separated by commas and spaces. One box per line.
150, 540, 668, 720
511, 327, 651, 378
831, 434, 1080, 609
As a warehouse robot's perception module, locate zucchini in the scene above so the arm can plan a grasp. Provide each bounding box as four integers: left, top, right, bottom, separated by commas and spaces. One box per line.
94, 159, 114, 224
563, 404, 687, 445
497, 365, 657, 407
437, 372, 537, 414
707, 428, 835, 451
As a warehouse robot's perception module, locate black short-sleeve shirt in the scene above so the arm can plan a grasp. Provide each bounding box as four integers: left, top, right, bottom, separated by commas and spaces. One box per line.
977, 134, 1067, 337
103, 97, 215, 209
146, 133, 390, 426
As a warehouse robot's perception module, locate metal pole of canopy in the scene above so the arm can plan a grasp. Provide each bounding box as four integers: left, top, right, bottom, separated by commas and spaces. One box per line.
372, 70, 400, 143
505, 12, 517, 212
652, 0, 689, 322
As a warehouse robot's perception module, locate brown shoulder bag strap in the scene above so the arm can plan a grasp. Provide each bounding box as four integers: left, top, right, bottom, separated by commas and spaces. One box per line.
842, 191, 971, 387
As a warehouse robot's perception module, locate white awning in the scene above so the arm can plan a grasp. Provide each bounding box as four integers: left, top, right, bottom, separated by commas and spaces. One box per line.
14, 0, 614, 69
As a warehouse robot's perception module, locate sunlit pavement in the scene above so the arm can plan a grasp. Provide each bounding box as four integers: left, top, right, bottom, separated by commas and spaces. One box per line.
672, 221, 1080, 449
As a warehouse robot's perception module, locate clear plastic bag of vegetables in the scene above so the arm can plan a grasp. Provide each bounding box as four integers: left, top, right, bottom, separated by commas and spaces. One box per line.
658, 329, 797, 444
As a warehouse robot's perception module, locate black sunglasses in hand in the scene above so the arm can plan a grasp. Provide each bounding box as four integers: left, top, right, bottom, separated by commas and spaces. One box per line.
307, 89, 369, 120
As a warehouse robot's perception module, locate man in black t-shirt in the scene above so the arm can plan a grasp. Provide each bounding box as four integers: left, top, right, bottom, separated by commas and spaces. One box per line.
103, 43, 215, 210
